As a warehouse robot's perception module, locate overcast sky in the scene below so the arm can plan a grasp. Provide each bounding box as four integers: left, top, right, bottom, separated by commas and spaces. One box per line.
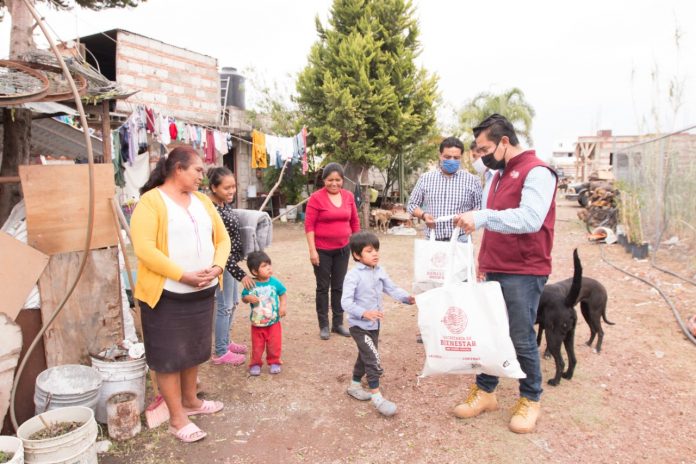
2, 0, 695, 159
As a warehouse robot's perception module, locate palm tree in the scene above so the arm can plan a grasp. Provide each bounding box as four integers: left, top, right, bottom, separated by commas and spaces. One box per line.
457, 87, 536, 146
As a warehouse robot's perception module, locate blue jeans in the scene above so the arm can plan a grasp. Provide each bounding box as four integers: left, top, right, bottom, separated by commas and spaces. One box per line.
476, 273, 547, 402
214, 270, 239, 356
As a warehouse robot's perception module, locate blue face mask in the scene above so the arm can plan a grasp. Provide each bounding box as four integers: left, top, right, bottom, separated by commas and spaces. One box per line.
441, 158, 460, 174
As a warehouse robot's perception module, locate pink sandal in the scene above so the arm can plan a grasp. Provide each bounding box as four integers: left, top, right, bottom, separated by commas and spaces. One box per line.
211, 350, 245, 366
169, 422, 206, 443
186, 399, 224, 416
227, 341, 248, 354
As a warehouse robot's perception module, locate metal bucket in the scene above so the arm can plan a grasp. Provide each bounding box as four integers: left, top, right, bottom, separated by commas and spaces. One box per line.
34, 365, 102, 415
90, 356, 147, 424
106, 392, 141, 441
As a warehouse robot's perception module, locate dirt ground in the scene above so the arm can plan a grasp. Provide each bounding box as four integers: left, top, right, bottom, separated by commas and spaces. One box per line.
102, 198, 696, 464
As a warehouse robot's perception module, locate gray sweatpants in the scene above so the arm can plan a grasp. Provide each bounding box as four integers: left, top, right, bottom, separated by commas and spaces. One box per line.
349, 326, 383, 389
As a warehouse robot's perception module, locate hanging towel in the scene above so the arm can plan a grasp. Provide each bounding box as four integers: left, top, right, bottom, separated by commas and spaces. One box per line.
252, 130, 268, 169
301, 127, 308, 174
145, 107, 155, 133
205, 129, 216, 163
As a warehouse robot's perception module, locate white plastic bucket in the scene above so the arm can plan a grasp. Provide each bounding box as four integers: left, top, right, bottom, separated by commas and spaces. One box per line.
0, 435, 24, 463
90, 356, 147, 424
286, 205, 298, 221
17, 406, 97, 464
34, 365, 102, 416
278, 208, 288, 222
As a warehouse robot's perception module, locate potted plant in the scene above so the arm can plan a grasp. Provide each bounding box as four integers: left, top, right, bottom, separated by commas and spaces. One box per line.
624, 189, 649, 259
0, 436, 23, 463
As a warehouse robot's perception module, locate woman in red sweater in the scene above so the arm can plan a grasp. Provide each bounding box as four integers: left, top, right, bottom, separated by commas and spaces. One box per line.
305, 163, 361, 340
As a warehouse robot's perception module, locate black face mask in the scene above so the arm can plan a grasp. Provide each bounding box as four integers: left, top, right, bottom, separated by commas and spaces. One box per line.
481, 142, 506, 170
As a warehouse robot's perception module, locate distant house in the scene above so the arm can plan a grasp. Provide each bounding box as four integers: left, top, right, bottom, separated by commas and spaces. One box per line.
549, 141, 577, 179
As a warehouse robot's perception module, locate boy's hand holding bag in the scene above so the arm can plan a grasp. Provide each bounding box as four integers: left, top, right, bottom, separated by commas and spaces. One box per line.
415, 228, 525, 379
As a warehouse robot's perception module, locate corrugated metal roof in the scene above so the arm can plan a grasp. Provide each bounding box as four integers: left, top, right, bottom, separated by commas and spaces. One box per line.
0, 118, 104, 160
21, 101, 78, 115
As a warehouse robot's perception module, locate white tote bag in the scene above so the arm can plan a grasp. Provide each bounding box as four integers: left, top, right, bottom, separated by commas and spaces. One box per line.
416, 236, 525, 379
413, 226, 472, 294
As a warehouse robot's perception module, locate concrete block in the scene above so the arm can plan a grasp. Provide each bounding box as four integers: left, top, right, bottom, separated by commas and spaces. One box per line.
119, 74, 135, 85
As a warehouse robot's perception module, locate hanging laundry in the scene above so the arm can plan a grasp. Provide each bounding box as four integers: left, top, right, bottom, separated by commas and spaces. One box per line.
111, 129, 126, 188
159, 114, 171, 145
279, 137, 294, 162
175, 120, 186, 142
301, 127, 308, 174
123, 151, 151, 201
168, 119, 178, 141
134, 107, 148, 154
204, 129, 216, 164
118, 124, 131, 165
145, 107, 155, 133
251, 129, 268, 169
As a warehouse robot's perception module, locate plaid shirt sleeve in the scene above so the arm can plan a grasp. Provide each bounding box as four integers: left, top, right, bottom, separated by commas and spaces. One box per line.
407, 177, 425, 214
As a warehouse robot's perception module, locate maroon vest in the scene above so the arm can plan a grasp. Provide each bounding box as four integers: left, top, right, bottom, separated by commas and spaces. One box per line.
478, 150, 557, 276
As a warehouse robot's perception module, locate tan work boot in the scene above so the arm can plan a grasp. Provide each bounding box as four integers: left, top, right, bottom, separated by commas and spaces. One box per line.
453, 385, 498, 419
508, 397, 540, 433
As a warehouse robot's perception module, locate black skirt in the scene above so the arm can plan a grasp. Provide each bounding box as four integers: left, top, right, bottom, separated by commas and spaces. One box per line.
139, 286, 216, 373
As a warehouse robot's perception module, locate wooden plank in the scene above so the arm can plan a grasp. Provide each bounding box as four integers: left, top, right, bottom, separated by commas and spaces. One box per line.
0, 314, 22, 428
0, 232, 49, 320
1, 309, 46, 434
19, 164, 118, 255
39, 247, 124, 367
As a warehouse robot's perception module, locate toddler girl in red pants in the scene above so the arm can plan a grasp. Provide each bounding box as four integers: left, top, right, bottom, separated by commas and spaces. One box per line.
242, 251, 287, 376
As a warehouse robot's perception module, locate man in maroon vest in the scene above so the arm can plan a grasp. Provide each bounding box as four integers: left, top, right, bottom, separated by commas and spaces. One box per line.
452, 114, 557, 434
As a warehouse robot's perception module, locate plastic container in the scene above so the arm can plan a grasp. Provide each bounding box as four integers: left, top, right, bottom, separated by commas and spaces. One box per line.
90, 356, 147, 424
106, 392, 141, 441
247, 184, 257, 198
285, 205, 298, 221
0, 435, 24, 463
17, 406, 97, 464
278, 208, 288, 222
34, 365, 102, 415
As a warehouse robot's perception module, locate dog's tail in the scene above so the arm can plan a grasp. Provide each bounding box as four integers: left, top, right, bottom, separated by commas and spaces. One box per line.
564, 248, 583, 307
603, 311, 616, 325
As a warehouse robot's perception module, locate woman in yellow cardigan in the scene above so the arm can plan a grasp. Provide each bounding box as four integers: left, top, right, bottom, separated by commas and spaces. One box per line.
130, 146, 231, 443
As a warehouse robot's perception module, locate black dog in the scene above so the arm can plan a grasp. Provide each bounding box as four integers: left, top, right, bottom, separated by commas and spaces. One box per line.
576, 276, 614, 353
536, 249, 582, 386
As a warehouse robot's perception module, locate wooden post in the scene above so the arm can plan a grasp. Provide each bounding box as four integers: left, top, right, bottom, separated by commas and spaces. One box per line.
102, 100, 112, 162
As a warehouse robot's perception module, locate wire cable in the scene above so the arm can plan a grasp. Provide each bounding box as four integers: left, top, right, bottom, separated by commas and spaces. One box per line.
599, 243, 696, 346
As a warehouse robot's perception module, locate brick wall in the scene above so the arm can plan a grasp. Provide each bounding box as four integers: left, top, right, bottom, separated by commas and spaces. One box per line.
114, 31, 220, 124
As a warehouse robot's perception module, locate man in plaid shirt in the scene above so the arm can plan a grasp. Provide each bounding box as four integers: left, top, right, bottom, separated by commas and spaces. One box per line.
407, 137, 483, 241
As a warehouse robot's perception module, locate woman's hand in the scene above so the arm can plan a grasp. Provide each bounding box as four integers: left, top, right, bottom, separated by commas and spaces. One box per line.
309, 250, 320, 267
241, 275, 256, 290
243, 295, 260, 305
179, 270, 212, 288
179, 266, 222, 288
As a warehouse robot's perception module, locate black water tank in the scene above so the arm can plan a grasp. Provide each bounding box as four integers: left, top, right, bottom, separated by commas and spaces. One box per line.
220, 67, 245, 110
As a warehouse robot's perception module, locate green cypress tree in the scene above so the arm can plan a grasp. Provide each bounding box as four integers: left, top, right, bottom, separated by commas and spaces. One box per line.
297, 0, 438, 215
